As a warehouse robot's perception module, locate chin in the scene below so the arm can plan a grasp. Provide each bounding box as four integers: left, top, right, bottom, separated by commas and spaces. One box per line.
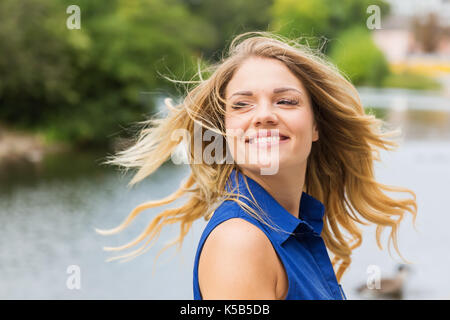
239, 159, 285, 176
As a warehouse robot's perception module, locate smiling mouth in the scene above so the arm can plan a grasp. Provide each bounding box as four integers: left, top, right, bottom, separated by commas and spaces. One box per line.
245, 135, 290, 144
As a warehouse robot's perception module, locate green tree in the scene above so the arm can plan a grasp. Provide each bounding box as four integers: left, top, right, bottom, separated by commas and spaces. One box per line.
0, 0, 216, 147
270, 0, 390, 50
329, 27, 389, 86
184, 0, 274, 61
0, 0, 77, 126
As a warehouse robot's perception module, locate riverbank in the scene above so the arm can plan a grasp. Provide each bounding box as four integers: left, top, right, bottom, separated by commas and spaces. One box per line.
0, 124, 70, 165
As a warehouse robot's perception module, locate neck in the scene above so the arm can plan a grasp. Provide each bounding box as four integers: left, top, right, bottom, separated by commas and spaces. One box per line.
241, 164, 307, 219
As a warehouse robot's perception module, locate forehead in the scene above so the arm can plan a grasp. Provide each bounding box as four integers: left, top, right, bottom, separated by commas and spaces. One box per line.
225, 57, 307, 98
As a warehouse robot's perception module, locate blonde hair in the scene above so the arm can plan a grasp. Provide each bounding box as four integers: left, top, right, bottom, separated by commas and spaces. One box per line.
96, 31, 417, 282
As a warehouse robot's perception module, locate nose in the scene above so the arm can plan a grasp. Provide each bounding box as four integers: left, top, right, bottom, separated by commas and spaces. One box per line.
251, 98, 278, 127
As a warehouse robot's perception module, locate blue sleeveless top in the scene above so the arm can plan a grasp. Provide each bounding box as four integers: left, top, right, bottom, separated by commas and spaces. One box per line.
192, 169, 347, 300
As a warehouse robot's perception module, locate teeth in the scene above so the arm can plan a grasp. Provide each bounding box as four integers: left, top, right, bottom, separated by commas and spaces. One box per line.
249, 136, 280, 144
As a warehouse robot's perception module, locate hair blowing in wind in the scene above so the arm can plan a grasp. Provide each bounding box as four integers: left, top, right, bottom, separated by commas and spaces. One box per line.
96, 31, 418, 282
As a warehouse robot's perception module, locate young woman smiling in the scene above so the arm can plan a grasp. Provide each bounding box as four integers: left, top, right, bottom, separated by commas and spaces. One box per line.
96, 31, 417, 300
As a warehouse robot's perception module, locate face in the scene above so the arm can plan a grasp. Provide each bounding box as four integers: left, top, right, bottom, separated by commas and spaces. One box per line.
224, 56, 318, 175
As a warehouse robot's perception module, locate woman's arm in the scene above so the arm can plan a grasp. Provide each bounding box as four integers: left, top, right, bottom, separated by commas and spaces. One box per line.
198, 218, 279, 300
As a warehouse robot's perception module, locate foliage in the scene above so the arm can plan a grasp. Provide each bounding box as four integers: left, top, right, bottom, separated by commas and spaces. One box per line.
0, 0, 76, 127
184, 0, 274, 61
329, 27, 390, 86
0, 0, 215, 146
270, 0, 390, 50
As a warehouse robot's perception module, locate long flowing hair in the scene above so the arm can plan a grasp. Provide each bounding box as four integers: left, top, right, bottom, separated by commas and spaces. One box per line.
96, 31, 417, 282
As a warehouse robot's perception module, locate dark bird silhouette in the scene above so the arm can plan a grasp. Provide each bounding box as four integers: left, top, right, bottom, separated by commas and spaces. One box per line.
356, 264, 411, 300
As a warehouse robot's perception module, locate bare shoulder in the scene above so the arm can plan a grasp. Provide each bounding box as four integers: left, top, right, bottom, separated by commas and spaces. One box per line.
198, 217, 278, 299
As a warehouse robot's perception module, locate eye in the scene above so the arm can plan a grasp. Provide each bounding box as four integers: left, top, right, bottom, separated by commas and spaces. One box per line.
230, 98, 299, 109
231, 102, 250, 109
277, 98, 299, 105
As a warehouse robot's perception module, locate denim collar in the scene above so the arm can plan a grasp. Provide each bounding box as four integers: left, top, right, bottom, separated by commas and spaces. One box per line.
225, 168, 325, 245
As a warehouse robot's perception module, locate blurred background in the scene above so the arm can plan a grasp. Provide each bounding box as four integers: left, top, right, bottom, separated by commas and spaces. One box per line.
0, 0, 449, 299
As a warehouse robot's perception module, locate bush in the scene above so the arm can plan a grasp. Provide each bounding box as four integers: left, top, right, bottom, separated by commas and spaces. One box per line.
329, 27, 390, 86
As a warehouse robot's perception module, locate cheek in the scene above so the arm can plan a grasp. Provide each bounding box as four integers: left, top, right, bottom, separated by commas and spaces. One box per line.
224, 114, 233, 130
224, 112, 247, 130
224, 113, 250, 142
290, 112, 311, 134
224, 115, 245, 154
288, 111, 316, 145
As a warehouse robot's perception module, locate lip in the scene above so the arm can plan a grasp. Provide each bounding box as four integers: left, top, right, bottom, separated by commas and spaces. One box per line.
245, 130, 289, 143
244, 132, 290, 145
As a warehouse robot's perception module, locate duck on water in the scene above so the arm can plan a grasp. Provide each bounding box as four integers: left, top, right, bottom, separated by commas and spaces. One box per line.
356, 264, 412, 299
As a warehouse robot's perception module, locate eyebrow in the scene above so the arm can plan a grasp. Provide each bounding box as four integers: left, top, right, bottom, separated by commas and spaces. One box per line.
229, 87, 304, 98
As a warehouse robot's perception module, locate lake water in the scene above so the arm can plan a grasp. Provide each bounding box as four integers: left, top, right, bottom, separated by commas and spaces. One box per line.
1, 98, 450, 299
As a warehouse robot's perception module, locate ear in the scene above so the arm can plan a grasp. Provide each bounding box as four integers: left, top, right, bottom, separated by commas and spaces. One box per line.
312, 121, 319, 142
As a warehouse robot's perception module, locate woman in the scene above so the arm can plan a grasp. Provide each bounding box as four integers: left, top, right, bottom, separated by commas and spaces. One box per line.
96, 31, 417, 300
